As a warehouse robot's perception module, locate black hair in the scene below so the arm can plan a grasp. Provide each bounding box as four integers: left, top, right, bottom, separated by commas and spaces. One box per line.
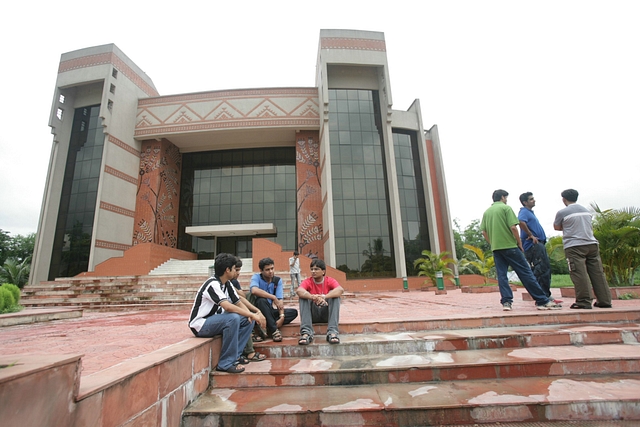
214, 253, 238, 277
258, 257, 274, 271
492, 189, 509, 202
519, 192, 533, 206
293, 250, 299, 256
235, 258, 243, 269
561, 189, 579, 202
310, 258, 326, 274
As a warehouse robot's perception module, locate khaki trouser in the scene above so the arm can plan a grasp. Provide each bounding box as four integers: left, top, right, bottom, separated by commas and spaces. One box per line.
565, 243, 612, 307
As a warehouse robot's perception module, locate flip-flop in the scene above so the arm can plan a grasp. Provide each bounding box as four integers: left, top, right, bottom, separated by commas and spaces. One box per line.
298, 334, 313, 345
215, 364, 245, 374
327, 334, 340, 344
237, 355, 251, 365
246, 351, 267, 361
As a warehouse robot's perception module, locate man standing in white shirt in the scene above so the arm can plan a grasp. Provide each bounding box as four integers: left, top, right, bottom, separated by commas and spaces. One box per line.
289, 250, 301, 297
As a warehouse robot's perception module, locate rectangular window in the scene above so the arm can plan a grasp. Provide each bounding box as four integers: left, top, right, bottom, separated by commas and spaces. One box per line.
56, 108, 64, 120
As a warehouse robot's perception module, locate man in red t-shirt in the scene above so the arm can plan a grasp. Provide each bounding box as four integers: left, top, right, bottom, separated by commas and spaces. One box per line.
296, 259, 344, 345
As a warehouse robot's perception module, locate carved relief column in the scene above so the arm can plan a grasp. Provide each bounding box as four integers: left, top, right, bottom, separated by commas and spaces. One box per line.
295, 131, 324, 260
132, 139, 182, 247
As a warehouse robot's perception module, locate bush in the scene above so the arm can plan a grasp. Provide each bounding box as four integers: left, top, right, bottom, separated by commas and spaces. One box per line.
0, 286, 16, 312
1, 283, 20, 304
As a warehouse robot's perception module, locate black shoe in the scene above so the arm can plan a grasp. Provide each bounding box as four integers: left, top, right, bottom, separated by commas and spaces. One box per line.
593, 302, 612, 308
570, 303, 592, 309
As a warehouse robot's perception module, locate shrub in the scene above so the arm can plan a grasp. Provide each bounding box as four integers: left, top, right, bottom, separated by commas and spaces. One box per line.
0, 287, 16, 312
1, 283, 20, 304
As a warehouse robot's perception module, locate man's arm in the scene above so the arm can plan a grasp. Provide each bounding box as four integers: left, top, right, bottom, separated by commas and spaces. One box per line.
482, 230, 490, 245
237, 294, 266, 328
511, 225, 524, 251
554, 223, 563, 231
219, 300, 260, 323
519, 221, 539, 244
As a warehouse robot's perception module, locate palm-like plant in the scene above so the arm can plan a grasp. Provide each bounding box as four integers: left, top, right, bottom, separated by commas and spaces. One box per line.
0, 257, 31, 289
591, 204, 640, 286
459, 244, 495, 284
413, 250, 457, 287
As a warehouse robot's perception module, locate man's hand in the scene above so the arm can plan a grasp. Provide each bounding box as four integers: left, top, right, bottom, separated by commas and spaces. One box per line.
313, 294, 328, 306
528, 235, 539, 245
274, 299, 284, 311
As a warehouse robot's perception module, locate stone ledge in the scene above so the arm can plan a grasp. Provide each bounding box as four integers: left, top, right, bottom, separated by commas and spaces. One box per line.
0, 308, 83, 327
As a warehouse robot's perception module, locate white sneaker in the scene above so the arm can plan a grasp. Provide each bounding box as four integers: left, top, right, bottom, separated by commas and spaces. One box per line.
537, 301, 562, 310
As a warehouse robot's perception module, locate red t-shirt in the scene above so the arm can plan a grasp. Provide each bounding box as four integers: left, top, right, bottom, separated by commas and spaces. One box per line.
299, 276, 341, 295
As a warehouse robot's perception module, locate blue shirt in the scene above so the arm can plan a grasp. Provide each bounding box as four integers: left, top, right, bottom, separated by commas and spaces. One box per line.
249, 273, 284, 299
518, 207, 547, 252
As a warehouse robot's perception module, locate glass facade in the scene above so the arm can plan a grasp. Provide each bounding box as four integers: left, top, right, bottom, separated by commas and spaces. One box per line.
328, 89, 395, 277
179, 147, 296, 258
49, 105, 104, 279
393, 131, 430, 275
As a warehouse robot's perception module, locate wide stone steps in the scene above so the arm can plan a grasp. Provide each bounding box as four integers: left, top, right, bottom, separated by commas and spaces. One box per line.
182, 313, 640, 426
183, 374, 640, 426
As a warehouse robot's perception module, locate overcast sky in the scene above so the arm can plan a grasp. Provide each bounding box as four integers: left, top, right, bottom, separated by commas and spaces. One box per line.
1, 0, 639, 242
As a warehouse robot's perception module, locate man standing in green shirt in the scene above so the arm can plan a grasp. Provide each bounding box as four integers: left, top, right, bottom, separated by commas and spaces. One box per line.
481, 189, 562, 311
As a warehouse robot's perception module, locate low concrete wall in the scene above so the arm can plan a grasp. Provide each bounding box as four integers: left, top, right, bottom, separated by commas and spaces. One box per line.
0, 337, 219, 427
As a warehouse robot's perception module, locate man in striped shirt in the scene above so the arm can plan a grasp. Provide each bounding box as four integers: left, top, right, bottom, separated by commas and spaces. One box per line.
188, 252, 262, 373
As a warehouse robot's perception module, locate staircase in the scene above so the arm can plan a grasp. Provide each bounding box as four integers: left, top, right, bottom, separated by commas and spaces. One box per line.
19, 262, 289, 311
181, 310, 640, 426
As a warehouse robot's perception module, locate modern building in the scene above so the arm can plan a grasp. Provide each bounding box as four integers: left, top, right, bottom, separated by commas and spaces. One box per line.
30, 29, 455, 285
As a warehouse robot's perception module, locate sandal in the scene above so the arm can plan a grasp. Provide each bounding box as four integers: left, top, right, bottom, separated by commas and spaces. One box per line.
570, 303, 592, 309
245, 351, 267, 362
327, 334, 340, 344
593, 302, 612, 308
271, 329, 283, 342
298, 334, 313, 345
252, 333, 265, 343
237, 355, 251, 365
215, 364, 245, 374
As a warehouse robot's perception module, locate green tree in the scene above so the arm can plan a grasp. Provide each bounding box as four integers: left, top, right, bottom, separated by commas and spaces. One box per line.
453, 219, 490, 262
413, 250, 457, 287
6, 233, 35, 263
0, 257, 31, 289
0, 229, 11, 265
459, 244, 495, 284
591, 204, 640, 286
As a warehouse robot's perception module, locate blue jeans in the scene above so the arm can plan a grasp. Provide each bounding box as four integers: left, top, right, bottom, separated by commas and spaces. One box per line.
493, 248, 551, 306
196, 313, 254, 370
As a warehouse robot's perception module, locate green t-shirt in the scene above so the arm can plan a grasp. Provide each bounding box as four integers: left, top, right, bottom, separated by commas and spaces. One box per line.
480, 201, 519, 251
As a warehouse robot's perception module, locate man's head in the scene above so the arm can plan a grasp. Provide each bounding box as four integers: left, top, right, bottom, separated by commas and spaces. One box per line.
214, 253, 238, 278
293, 250, 299, 257
561, 189, 579, 205
233, 259, 243, 279
258, 257, 275, 281
492, 189, 509, 203
519, 192, 535, 208
309, 259, 327, 279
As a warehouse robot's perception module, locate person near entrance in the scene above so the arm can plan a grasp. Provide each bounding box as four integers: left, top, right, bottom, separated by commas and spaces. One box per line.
481, 189, 562, 312
249, 257, 298, 342
553, 188, 612, 309
188, 253, 260, 373
296, 258, 344, 345
289, 251, 301, 297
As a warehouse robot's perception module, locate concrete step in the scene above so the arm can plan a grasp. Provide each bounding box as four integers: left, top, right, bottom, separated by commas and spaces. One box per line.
183, 373, 640, 426
255, 321, 640, 358
212, 343, 640, 388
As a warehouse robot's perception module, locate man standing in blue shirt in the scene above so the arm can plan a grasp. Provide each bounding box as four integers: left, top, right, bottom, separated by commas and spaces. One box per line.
518, 192, 559, 303
249, 257, 298, 342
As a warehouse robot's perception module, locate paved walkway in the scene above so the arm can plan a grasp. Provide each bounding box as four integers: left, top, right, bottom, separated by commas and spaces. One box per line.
1, 288, 639, 376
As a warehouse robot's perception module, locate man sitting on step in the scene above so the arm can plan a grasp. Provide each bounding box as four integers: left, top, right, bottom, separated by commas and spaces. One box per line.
188, 253, 260, 374
296, 258, 344, 345
231, 258, 267, 362
249, 257, 298, 342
